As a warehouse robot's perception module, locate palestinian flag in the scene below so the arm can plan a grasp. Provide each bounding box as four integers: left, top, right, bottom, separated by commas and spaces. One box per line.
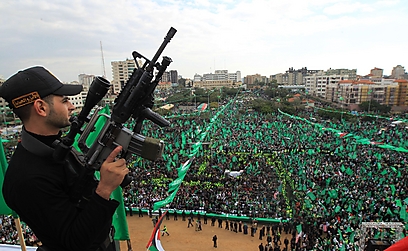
338, 132, 348, 138
197, 103, 208, 111
146, 211, 167, 251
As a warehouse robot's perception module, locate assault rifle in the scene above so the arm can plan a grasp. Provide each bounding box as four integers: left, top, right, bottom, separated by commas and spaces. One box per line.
53, 27, 177, 188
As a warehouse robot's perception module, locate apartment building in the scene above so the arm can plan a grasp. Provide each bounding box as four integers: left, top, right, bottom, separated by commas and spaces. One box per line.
244, 74, 268, 85
370, 67, 383, 78
111, 59, 140, 95
272, 67, 320, 85
325, 79, 408, 110
161, 71, 170, 82
228, 71, 241, 82
203, 70, 241, 82
391, 65, 406, 79
304, 71, 350, 98
67, 90, 84, 112
325, 68, 357, 79
192, 80, 242, 89
169, 70, 178, 84
78, 74, 96, 90
395, 79, 408, 106
161, 70, 178, 84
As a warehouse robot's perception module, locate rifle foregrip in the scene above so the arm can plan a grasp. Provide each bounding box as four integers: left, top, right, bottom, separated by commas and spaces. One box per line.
141, 108, 170, 127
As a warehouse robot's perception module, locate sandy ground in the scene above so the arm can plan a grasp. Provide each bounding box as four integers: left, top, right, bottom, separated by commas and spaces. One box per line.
119, 213, 291, 251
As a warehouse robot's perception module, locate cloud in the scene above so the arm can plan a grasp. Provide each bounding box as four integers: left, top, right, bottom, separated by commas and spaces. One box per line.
0, 0, 407, 81
323, 2, 375, 15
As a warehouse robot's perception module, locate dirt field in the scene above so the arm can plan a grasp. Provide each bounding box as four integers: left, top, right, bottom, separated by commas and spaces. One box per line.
119, 214, 291, 251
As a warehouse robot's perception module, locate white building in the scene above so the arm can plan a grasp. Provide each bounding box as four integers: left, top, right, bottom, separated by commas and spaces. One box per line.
111, 59, 142, 95
304, 72, 349, 98
194, 74, 203, 82
78, 74, 96, 91
228, 71, 241, 82
202, 70, 241, 82
64, 80, 84, 112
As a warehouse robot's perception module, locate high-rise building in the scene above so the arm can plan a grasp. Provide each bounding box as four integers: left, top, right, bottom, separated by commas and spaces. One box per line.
78, 74, 96, 92
161, 71, 170, 82
111, 59, 140, 95
169, 70, 178, 84
154, 70, 178, 86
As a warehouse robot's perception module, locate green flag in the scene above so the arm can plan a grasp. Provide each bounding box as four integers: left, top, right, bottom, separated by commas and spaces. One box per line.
73, 105, 129, 240
335, 205, 341, 213
390, 185, 396, 196
111, 186, 130, 240
400, 205, 407, 221
73, 105, 110, 149
0, 138, 13, 215
305, 199, 312, 208
350, 232, 355, 243
307, 191, 316, 201
296, 224, 302, 234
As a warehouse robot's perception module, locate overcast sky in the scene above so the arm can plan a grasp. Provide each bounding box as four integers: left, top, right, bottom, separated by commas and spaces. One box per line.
1, 0, 407, 82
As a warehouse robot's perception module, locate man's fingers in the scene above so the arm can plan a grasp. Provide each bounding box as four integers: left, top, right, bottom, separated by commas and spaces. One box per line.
105, 146, 123, 163
114, 158, 127, 168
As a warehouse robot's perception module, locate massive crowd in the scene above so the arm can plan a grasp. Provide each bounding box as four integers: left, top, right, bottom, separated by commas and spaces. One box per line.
1, 93, 407, 250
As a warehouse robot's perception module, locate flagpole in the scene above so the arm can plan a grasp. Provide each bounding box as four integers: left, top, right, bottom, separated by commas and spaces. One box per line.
368, 89, 372, 114
14, 217, 27, 251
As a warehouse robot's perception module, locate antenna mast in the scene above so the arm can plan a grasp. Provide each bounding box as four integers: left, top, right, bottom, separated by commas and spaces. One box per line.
100, 41, 106, 78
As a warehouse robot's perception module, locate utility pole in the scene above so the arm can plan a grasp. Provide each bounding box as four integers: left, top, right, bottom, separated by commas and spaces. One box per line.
100, 41, 106, 79
368, 89, 373, 113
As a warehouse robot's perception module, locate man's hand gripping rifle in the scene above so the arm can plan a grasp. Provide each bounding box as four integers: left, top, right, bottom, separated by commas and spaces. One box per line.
53, 27, 177, 188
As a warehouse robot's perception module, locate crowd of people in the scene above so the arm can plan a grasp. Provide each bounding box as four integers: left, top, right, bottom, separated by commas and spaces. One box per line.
1, 92, 407, 250
0, 215, 40, 246
122, 95, 407, 250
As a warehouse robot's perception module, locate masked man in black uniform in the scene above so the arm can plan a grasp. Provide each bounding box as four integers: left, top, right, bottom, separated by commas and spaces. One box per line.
0, 66, 129, 251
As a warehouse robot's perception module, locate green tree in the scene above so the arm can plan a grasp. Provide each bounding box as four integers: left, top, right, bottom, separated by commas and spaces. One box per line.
359, 101, 392, 114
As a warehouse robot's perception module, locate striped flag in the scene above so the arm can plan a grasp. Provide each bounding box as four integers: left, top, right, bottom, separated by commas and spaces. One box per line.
146, 212, 167, 251
197, 103, 208, 111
